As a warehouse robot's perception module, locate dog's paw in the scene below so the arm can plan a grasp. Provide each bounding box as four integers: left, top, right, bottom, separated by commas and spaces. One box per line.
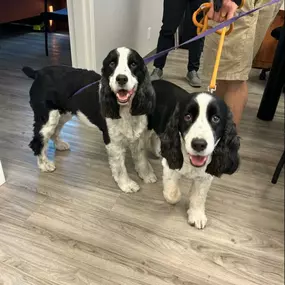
136, 164, 157, 184
187, 209, 207, 229
38, 159, 56, 172
119, 179, 140, 193
55, 140, 70, 151
163, 187, 181, 205
139, 170, 157, 184
143, 172, 157, 184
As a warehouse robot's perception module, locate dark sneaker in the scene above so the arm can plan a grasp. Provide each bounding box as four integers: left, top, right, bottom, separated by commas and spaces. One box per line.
186, 70, 201, 87
150, 68, 163, 81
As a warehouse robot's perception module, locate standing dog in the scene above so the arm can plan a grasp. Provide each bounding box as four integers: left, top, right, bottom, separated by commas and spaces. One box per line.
148, 80, 240, 229
22, 47, 157, 193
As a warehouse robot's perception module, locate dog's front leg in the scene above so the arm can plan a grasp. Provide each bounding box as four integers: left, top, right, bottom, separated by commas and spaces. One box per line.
162, 158, 182, 204
106, 142, 140, 193
130, 136, 157, 184
187, 175, 213, 229
144, 130, 161, 158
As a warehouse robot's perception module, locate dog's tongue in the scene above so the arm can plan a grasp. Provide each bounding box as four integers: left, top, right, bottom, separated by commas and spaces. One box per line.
189, 155, 207, 167
117, 90, 129, 100
116, 89, 134, 101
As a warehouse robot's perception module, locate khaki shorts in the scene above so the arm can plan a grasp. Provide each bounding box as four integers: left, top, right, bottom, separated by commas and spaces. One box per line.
202, 0, 282, 81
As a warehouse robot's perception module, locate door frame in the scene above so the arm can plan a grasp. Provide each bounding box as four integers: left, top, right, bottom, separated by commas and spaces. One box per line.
66, 0, 97, 70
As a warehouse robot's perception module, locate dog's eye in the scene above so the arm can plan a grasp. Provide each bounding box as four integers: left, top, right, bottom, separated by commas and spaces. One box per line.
184, 114, 192, 122
130, 62, 137, 68
109, 61, 116, 68
211, 115, 220, 123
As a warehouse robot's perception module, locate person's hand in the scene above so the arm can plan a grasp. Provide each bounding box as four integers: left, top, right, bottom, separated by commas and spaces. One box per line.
207, 0, 238, 22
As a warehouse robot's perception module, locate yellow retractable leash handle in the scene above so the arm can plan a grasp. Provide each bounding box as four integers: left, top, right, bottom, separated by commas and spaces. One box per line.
192, 0, 245, 93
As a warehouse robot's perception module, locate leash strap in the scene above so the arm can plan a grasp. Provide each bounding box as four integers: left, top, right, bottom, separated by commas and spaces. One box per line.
209, 26, 227, 93
144, 0, 280, 65
69, 80, 100, 98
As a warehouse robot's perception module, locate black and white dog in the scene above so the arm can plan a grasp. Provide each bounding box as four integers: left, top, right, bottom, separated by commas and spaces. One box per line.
22, 47, 157, 193
148, 80, 240, 229
22, 45, 239, 228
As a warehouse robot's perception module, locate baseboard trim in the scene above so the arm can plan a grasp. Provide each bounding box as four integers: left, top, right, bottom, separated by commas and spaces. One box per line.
0, 160, 5, 187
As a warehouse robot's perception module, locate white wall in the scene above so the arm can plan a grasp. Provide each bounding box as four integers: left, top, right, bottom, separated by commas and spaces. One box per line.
93, 0, 137, 71
134, 0, 163, 56
93, 0, 163, 70
67, 0, 163, 72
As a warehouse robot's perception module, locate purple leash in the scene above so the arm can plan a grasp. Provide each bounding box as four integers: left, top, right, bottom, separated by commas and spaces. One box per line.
71, 80, 100, 98
71, 0, 280, 97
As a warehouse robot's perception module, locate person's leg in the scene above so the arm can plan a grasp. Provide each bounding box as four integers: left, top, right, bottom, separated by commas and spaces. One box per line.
215, 80, 248, 126
151, 0, 187, 80
203, 0, 282, 127
216, 2, 281, 126
186, 0, 207, 87
204, 1, 255, 127
252, 3, 282, 59
202, 0, 258, 127
187, 0, 206, 73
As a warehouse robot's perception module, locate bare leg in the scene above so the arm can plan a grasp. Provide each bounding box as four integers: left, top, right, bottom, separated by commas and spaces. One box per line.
216, 80, 248, 127
51, 112, 72, 151
187, 175, 213, 229
130, 136, 157, 184
106, 142, 140, 193
37, 110, 60, 172
162, 158, 182, 204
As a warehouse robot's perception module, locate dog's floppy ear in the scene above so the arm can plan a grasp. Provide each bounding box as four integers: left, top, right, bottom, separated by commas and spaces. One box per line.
131, 67, 155, 116
159, 105, 183, 170
99, 77, 120, 119
206, 110, 240, 177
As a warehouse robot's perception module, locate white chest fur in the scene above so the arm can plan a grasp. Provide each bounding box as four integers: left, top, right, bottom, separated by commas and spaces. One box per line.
106, 107, 147, 144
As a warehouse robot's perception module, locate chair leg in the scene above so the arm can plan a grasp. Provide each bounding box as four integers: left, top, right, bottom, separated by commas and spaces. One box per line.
44, 18, 49, 56
271, 151, 285, 184
44, 0, 49, 56
45, 30, 48, 56
259, 68, 270, 80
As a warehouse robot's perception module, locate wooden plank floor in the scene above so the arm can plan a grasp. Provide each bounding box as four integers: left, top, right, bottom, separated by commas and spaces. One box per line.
0, 30, 284, 285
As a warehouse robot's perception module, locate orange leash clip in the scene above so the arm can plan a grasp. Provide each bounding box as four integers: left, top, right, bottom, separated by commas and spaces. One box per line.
192, 1, 244, 93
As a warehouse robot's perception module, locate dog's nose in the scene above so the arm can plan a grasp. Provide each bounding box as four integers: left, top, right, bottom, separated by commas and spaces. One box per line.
191, 138, 207, 152
116, 74, 128, 85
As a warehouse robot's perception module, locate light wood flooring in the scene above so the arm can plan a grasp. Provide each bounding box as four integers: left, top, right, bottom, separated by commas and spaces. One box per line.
0, 30, 284, 285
